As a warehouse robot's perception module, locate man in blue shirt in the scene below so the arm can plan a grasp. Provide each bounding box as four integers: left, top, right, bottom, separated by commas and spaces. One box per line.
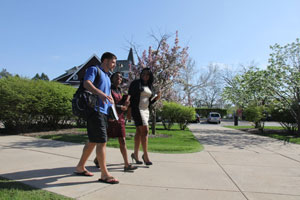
75, 52, 119, 184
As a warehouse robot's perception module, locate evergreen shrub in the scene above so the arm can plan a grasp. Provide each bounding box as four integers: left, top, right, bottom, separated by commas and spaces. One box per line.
0, 76, 76, 132
160, 101, 195, 130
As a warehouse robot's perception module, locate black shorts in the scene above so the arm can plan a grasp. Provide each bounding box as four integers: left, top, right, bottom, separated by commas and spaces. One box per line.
87, 109, 108, 143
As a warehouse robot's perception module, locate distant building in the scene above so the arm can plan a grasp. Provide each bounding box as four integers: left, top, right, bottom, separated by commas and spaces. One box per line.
53, 49, 135, 87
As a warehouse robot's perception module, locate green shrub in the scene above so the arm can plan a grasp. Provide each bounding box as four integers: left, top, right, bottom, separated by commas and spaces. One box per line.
160, 101, 195, 130
270, 105, 297, 133
244, 105, 264, 129
0, 76, 76, 132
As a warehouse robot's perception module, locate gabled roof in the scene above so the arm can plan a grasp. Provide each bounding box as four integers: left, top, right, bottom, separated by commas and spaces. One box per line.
66, 54, 101, 82
53, 49, 135, 86
52, 65, 82, 81
52, 54, 101, 85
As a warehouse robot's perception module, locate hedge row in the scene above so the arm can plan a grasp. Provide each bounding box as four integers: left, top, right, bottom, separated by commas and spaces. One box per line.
0, 76, 76, 132
195, 108, 227, 118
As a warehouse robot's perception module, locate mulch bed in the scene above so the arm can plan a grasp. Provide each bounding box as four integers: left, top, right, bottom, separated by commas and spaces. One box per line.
21, 128, 86, 137
1, 128, 170, 138
0, 128, 86, 137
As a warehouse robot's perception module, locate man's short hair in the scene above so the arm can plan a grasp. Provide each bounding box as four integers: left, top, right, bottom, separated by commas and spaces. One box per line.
101, 52, 117, 63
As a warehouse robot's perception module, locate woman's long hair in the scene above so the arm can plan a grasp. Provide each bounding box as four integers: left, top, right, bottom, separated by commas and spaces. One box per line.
140, 68, 154, 87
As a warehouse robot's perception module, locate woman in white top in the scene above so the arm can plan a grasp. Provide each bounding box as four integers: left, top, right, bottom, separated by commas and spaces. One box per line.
128, 68, 161, 165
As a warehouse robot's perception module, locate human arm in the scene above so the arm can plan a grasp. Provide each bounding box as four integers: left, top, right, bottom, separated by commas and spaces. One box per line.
120, 95, 130, 111
150, 90, 161, 104
84, 80, 113, 104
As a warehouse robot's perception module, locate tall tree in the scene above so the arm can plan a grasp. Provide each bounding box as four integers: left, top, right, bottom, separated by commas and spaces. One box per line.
130, 31, 188, 102
196, 63, 224, 108
267, 38, 300, 134
223, 67, 267, 107
175, 59, 215, 106
32, 73, 41, 80
0, 68, 12, 78
40, 73, 49, 81
32, 73, 49, 81
129, 31, 189, 134
222, 64, 270, 128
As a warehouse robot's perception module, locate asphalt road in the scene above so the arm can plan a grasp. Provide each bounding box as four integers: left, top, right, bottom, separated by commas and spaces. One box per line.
198, 119, 281, 127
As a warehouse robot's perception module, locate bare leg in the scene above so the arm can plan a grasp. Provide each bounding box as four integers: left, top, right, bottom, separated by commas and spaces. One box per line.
96, 143, 118, 181
134, 127, 142, 160
140, 126, 151, 162
76, 142, 96, 172
118, 137, 129, 167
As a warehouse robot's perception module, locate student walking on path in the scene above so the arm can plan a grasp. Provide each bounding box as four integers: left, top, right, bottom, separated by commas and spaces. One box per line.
94, 72, 137, 172
128, 68, 161, 165
74, 52, 119, 184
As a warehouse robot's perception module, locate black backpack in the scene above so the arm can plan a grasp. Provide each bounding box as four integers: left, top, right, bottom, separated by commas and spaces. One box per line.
72, 67, 101, 118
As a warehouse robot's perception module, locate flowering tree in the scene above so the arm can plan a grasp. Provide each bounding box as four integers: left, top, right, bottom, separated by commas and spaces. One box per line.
129, 31, 188, 102
267, 38, 300, 134
129, 31, 189, 133
222, 38, 300, 132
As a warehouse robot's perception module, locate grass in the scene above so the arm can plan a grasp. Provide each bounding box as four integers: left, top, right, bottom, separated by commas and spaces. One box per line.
0, 177, 73, 200
39, 123, 203, 154
224, 126, 300, 144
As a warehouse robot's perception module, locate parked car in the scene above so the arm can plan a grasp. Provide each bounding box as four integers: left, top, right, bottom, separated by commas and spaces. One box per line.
207, 112, 221, 124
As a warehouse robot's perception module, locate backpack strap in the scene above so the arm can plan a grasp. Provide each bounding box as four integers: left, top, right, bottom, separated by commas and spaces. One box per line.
93, 66, 101, 87
79, 66, 101, 88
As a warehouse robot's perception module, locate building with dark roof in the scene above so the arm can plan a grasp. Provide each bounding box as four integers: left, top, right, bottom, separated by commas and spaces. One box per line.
53, 49, 135, 87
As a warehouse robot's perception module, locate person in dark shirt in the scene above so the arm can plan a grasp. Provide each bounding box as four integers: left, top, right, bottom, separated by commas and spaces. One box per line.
128, 68, 161, 165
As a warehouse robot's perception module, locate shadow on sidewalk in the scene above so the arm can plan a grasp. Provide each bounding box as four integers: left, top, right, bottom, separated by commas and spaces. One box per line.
1, 163, 130, 189
2, 138, 79, 149
190, 126, 278, 149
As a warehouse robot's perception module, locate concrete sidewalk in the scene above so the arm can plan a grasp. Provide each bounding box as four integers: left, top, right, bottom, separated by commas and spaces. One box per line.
1, 125, 300, 200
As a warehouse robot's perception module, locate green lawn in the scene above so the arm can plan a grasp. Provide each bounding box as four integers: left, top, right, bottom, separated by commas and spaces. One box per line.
0, 177, 73, 200
225, 126, 300, 144
39, 124, 203, 154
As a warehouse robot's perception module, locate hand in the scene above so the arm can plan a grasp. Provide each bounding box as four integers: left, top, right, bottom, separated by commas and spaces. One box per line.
121, 105, 127, 111
124, 100, 130, 107
99, 93, 114, 104
108, 118, 115, 122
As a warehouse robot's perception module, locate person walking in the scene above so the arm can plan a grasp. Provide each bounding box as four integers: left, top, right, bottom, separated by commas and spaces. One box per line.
74, 52, 119, 184
128, 68, 161, 165
94, 72, 137, 172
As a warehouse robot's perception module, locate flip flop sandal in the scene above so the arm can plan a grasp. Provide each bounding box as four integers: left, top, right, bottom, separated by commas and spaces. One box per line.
98, 177, 119, 184
74, 170, 94, 176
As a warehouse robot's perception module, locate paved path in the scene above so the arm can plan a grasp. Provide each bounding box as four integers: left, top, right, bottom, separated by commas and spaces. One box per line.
0, 124, 300, 200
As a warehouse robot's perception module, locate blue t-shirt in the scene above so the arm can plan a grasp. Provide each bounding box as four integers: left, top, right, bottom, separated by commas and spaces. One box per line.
84, 66, 111, 114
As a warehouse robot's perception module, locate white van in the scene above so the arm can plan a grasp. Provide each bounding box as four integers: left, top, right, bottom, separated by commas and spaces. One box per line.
207, 112, 221, 124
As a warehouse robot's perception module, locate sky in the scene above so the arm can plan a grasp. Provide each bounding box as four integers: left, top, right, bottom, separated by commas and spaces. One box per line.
1, 0, 300, 80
